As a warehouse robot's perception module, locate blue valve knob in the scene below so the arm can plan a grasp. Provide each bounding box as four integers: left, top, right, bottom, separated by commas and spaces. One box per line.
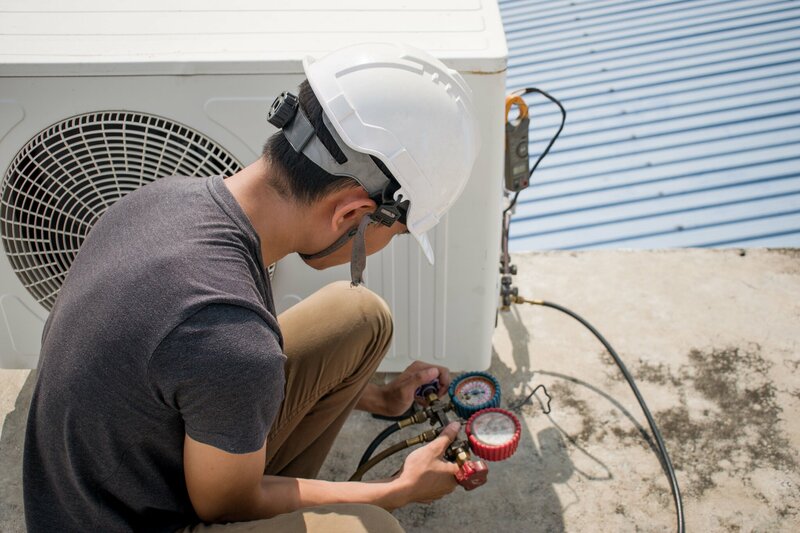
415, 379, 440, 399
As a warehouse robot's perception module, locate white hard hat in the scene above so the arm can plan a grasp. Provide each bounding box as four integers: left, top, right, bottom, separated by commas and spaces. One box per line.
303, 42, 481, 264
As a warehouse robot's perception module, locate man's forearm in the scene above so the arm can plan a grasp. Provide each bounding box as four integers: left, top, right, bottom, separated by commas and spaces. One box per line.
227, 475, 409, 521
355, 382, 387, 414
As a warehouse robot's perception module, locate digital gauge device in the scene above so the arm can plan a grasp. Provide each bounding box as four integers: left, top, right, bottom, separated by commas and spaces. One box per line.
465, 408, 521, 461
448, 372, 501, 418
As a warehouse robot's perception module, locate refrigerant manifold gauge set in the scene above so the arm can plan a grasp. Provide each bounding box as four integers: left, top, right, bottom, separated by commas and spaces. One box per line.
350, 372, 522, 490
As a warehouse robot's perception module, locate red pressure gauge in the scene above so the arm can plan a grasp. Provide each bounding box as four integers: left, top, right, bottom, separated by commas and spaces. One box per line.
465, 408, 521, 461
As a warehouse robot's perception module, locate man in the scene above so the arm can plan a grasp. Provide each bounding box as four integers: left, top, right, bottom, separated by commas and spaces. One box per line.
23, 43, 481, 532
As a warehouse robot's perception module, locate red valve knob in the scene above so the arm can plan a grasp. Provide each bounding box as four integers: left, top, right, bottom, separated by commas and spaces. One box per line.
455, 459, 488, 490
465, 408, 521, 462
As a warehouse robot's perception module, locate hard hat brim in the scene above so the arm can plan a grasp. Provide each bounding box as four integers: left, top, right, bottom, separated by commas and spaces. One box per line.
413, 231, 435, 265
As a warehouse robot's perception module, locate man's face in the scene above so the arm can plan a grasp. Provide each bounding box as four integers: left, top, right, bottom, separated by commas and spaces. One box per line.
301, 221, 409, 270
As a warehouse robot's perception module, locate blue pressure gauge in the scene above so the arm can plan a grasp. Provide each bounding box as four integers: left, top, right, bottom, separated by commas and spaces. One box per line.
448, 372, 501, 419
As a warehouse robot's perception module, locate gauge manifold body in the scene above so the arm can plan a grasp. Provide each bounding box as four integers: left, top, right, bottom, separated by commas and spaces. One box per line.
465, 408, 521, 461
448, 371, 501, 418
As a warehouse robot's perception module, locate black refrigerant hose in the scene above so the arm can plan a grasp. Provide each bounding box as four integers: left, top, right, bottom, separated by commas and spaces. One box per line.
350, 440, 411, 482
513, 296, 685, 533
358, 422, 401, 468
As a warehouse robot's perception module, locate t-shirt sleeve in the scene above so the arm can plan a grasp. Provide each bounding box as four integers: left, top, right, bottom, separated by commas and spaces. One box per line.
148, 303, 286, 454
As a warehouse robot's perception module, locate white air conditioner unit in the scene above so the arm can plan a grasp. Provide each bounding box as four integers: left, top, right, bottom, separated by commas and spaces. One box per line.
0, 0, 507, 371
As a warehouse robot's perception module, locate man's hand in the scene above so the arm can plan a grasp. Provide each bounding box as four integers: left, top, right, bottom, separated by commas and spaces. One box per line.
358, 361, 452, 417
393, 422, 461, 504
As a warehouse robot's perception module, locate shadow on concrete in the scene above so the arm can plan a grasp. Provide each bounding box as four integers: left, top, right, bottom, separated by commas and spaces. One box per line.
493, 305, 650, 530
495, 301, 685, 529
0, 371, 35, 533
490, 307, 572, 532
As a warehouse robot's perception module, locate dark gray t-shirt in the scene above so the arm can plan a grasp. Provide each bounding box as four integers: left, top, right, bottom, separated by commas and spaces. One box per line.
23, 176, 286, 532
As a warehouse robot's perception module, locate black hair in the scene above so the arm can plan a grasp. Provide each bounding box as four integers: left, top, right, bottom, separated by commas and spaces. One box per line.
262, 80, 359, 204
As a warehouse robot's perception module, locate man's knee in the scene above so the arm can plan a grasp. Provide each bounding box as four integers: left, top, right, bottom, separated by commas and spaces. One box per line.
319, 503, 405, 533
321, 281, 393, 347
350, 504, 404, 532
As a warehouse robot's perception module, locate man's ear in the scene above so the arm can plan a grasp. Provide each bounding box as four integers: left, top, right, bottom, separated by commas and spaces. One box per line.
329, 187, 376, 233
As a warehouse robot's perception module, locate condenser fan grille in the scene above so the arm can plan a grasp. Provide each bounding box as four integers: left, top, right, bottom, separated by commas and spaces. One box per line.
1, 111, 243, 310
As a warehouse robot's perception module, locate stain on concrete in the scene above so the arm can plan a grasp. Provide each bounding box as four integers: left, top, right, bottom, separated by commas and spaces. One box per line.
717, 515, 743, 532
770, 247, 800, 274
777, 502, 799, 519
548, 381, 604, 444
538, 344, 798, 507
614, 347, 797, 497
782, 358, 800, 373
632, 360, 682, 387
400, 502, 439, 529
599, 351, 626, 384
769, 247, 800, 258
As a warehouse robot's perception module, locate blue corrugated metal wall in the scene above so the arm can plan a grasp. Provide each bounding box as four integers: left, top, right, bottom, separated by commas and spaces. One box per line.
500, 0, 800, 250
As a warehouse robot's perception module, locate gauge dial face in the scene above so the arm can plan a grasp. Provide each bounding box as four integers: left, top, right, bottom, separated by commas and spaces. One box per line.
471, 411, 517, 446
454, 376, 496, 407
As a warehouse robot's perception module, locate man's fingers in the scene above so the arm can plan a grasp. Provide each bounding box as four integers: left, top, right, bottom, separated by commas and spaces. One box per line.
429, 422, 460, 455
413, 367, 440, 387
435, 366, 451, 393
408, 360, 429, 370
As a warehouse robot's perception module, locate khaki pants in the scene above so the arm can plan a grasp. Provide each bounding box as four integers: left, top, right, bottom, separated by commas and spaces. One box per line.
186, 281, 404, 533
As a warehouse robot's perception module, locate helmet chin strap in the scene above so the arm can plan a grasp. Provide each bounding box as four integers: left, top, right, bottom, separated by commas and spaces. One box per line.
299, 213, 374, 286
297, 197, 404, 286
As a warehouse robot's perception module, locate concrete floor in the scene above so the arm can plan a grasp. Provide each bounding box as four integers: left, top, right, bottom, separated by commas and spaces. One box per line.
1, 249, 799, 531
